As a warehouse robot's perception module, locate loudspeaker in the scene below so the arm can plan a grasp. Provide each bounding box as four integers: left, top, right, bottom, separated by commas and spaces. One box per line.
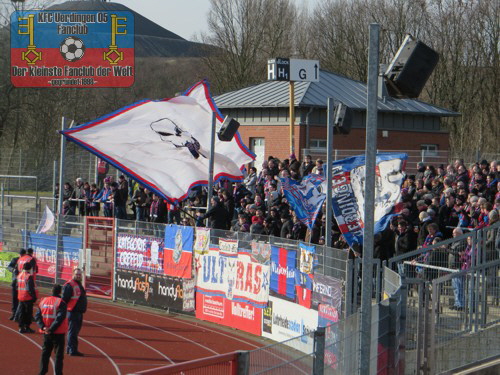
385, 36, 439, 98
217, 116, 240, 142
333, 103, 352, 135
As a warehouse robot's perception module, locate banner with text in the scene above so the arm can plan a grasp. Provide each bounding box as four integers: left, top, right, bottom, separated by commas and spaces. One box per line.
24, 231, 81, 281
196, 248, 270, 308
312, 274, 343, 314
262, 296, 318, 353
116, 234, 164, 274
270, 246, 297, 300
115, 268, 189, 312
195, 293, 262, 336
11, 10, 134, 88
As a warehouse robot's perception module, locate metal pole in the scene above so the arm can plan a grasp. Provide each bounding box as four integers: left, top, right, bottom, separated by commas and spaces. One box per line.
289, 81, 295, 154
359, 23, 380, 375
0, 183, 3, 228
52, 160, 57, 212
207, 112, 217, 211
56, 117, 67, 284
325, 98, 334, 249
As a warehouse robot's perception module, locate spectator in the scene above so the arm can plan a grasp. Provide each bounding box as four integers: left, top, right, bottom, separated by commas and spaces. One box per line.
201, 197, 229, 230
243, 167, 258, 197
395, 220, 417, 256
132, 186, 148, 221
415, 162, 426, 181
280, 212, 293, 239
311, 159, 324, 176
300, 154, 314, 177
289, 153, 300, 172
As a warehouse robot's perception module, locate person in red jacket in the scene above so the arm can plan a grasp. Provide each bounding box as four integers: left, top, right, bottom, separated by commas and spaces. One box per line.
35, 284, 68, 375
16, 250, 33, 273
16, 262, 37, 333
62, 268, 87, 356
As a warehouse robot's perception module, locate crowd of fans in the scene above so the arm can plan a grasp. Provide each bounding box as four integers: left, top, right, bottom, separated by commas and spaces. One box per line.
55, 155, 500, 261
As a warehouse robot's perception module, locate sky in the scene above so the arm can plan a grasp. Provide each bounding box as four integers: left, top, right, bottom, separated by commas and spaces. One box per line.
108, 0, 320, 41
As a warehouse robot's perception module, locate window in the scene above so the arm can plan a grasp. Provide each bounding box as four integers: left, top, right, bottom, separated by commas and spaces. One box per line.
421, 144, 438, 156
310, 139, 327, 149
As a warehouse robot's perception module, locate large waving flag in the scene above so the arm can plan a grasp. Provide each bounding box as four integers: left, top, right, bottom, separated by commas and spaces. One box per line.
61, 80, 254, 202
331, 153, 407, 247
280, 174, 326, 229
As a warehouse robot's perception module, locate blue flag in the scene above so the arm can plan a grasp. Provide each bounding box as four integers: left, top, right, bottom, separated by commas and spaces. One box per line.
280, 174, 326, 229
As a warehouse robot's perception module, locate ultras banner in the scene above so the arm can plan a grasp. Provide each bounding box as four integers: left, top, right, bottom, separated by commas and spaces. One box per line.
196, 248, 270, 308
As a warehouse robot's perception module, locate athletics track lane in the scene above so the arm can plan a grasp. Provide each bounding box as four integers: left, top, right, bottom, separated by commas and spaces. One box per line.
0, 285, 264, 374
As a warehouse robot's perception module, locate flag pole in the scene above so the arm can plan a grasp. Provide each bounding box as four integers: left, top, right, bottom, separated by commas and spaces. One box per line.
359, 23, 380, 375
206, 112, 217, 213
55, 117, 67, 285
325, 98, 334, 249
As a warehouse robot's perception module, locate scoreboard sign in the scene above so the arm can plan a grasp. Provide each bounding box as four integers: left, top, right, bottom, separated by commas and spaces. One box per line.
11, 10, 134, 87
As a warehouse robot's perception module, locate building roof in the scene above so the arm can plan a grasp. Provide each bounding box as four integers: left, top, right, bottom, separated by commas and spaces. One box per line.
215, 70, 459, 117
47, 1, 209, 58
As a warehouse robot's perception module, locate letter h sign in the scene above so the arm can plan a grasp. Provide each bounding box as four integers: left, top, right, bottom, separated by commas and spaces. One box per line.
267, 58, 290, 81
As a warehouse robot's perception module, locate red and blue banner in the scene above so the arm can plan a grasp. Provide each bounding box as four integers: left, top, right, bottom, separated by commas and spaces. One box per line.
331, 153, 407, 247
23, 231, 81, 281
295, 271, 313, 309
163, 225, 194, 279
270, 246, 297, 299
11, 10, 134, 87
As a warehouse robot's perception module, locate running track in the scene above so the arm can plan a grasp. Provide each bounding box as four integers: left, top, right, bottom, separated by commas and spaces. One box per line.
0, 284, 265, 374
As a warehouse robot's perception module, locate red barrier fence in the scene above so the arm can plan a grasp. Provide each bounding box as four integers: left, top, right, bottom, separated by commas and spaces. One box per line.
130, 351, 243, 375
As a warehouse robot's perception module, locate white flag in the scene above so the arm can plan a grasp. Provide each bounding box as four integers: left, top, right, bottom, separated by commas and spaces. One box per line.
36, 205, 55, 234
61, 80, 254, 202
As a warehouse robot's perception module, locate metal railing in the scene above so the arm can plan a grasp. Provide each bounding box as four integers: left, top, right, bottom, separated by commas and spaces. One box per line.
429, 260, 500, 374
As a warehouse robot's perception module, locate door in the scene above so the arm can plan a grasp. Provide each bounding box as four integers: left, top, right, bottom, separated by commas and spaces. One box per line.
250, 138, 265, 171
84, 216, 115, 299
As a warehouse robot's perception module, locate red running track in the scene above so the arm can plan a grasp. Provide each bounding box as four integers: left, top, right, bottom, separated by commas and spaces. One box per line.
0, 284, 265, 374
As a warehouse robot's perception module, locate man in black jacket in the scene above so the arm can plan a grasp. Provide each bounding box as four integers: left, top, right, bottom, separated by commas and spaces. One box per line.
201, 197, 229, 230
395, 220, 417, 256
7, 249, 25, 320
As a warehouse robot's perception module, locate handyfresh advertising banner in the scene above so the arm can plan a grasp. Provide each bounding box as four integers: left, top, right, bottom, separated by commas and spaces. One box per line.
115, 268, 190, 312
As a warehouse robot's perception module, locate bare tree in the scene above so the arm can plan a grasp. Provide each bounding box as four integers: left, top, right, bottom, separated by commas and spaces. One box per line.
201, 0, 299, 93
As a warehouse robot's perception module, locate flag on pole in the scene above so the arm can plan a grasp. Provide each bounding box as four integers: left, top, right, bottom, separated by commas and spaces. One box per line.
280, 174, 326, 229
36, 205, 55, 234
61, 80, 254, 202
330, 153, 407, 247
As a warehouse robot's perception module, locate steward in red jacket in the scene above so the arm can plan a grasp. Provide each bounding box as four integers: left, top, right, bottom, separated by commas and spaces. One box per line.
16, 262, 37, 333
35, 284, 68, 375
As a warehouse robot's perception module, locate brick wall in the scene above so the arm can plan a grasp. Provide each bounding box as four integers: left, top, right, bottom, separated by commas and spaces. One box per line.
239, 125, 450, 161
